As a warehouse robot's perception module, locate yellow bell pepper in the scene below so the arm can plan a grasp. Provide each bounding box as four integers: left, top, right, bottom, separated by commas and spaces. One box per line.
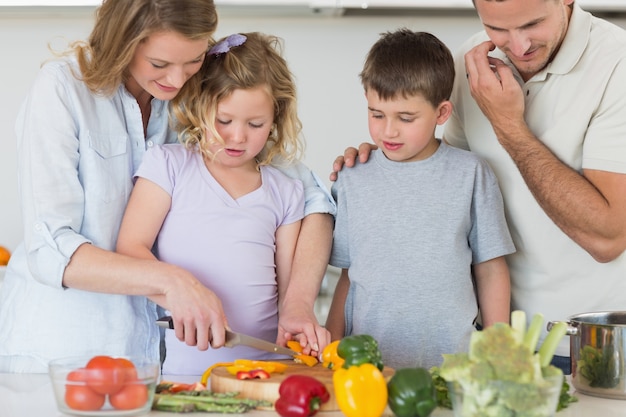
321, 340, 345, 370
333, 363, 388, 417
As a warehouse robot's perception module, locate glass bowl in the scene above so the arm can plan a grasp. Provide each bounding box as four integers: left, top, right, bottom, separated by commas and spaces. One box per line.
48, 355, 160, 416
448, 374, 563, 417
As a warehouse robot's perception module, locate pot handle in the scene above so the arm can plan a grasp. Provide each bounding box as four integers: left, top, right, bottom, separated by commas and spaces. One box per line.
547, 320, 578, 336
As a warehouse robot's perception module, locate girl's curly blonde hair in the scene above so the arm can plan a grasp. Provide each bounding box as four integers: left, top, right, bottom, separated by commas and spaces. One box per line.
171, 32, 303, 167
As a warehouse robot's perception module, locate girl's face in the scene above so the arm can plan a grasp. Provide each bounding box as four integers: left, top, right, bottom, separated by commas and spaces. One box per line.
126, 30, 209, 101
208, 86, 275, 169
365, 89, 451, 163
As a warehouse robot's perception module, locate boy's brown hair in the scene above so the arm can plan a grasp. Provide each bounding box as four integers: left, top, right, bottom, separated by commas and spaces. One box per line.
360, 28, 455, 107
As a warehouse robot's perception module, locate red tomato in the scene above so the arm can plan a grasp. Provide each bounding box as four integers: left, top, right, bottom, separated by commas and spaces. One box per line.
85, 355, 126, 395
115, 357, 138, 381
65, 369, 106, 411
109, 381, 149, 410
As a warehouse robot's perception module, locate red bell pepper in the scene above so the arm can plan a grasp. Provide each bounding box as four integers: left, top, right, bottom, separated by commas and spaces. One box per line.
275, 375, 330, 417
236, 369, 271, 380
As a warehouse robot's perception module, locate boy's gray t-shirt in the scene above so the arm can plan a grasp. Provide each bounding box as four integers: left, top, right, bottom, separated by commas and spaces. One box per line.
330, 142, 515, 369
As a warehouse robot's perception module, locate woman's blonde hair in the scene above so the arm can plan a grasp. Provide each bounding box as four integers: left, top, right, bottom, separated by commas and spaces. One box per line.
69, 0, 217, 95
171, 32, 303, 167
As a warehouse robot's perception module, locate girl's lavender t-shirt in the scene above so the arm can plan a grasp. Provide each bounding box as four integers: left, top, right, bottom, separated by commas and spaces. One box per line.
136, 144, 304, 375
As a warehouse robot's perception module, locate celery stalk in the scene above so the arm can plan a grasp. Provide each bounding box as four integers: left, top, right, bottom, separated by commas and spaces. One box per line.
523, 313, 544, 353
510, 310, 526, 344
538, 321, 568, 367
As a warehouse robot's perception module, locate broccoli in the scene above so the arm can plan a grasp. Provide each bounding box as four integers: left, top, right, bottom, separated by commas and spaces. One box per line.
439, 311, 572, 417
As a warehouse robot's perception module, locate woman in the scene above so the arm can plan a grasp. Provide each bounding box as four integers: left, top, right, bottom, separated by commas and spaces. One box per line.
0, 0, 334, 373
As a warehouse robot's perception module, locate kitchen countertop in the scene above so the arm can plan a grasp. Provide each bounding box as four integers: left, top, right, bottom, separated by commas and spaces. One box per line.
1, 373, 625, 417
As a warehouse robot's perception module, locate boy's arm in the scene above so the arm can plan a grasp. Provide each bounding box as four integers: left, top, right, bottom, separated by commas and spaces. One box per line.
473, 256, 511, 327
325, 268, 350, 340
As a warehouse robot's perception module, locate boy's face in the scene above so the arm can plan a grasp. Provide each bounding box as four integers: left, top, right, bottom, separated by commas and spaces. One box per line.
365, 90, 451, 163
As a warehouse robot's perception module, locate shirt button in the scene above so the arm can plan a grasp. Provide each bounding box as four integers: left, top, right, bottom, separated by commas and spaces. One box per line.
146, 140, 154, 147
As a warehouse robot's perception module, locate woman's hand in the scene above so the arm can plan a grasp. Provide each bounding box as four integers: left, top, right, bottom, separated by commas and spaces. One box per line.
151, 264, 228, 351
330, 142, 378, 181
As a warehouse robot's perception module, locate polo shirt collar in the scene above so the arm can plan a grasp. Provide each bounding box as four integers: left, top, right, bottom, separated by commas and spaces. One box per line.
533, 3, 591, 81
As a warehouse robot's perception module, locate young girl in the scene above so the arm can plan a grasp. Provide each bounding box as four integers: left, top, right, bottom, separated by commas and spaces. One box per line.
116, 32, 306, 375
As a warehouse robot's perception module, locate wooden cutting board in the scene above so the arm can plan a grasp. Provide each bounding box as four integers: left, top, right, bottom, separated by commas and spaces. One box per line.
210, 360, 395, 411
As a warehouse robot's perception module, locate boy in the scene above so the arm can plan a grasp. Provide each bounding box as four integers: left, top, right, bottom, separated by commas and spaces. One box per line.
325, 29, 515, 369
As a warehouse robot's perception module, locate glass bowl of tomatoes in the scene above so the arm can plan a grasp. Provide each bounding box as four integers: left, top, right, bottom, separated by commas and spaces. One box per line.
48, 355, 160, 416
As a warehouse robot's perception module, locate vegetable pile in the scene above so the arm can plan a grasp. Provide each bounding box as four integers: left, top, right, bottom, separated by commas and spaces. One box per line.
438, 311, 577, 417
64, 355, 149, 412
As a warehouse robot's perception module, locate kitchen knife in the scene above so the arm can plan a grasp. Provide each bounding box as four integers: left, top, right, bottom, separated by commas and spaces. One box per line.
156, 316, 300, 357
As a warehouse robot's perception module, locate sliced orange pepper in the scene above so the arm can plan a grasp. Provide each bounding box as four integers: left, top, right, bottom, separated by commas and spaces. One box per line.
200, 362, 234, 385
225, 360, 289, 376
287, 340, 303, 353
294, 354, 319, 367
287, 340, 319, 367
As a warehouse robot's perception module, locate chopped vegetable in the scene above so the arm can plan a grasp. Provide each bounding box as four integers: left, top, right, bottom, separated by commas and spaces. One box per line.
287, 340, 320, 367
333, 363, 388, 417
337, 334, 384, 371
387, 367, 437, 417
156, 381, 206, 394
201, 362, 234, 386
236, 369, 271, 380
321, 340, 345, 370
274, 375, 330, 417
152, 390, 271, 413
577, 345, 620, 388
438, 311, 577, 416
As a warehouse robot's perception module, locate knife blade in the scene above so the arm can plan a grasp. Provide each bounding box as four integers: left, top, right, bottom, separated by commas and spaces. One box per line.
156, 316, 300, 357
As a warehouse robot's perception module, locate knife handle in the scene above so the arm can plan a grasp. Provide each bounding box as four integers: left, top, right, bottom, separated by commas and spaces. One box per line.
156, 316, 174, 329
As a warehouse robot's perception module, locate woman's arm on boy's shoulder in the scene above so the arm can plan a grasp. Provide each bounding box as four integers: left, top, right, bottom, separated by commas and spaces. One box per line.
329, 143, 378, 182
473, 256, 511, 327
325, 268, 350, 341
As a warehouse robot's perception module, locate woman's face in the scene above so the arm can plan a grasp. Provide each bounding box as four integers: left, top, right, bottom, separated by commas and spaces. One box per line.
126, 31, 209, 101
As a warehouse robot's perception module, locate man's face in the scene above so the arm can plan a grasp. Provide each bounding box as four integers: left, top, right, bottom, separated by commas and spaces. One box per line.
475, 0, 573, 81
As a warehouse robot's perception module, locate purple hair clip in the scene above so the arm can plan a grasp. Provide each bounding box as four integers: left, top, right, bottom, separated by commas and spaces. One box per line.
208, 34, 247, 56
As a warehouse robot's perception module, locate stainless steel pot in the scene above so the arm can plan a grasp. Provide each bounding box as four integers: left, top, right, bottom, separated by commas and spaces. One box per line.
550, 311, 626, 400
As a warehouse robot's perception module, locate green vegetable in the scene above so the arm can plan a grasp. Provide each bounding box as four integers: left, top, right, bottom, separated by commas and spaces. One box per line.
337, 334, 384, 371
438, 310, 576, 417
152, 390, 272, 413
577, 345, 620, 388
387, 368, 437, 417
429, 367, 452, 409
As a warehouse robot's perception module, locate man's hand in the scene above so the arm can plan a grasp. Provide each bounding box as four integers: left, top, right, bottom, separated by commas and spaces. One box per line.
330, 143, 378, 181
464, 41, 526, 138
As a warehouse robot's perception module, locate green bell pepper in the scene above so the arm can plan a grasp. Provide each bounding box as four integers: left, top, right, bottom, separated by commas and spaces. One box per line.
337, 335, 384, 371
387, 368, 437, 417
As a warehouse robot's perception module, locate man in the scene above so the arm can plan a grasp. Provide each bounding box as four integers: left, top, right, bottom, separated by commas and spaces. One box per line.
333, 0, 626, 373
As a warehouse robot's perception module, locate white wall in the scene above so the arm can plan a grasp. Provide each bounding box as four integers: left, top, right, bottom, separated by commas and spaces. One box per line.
1, 6, 625, 251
